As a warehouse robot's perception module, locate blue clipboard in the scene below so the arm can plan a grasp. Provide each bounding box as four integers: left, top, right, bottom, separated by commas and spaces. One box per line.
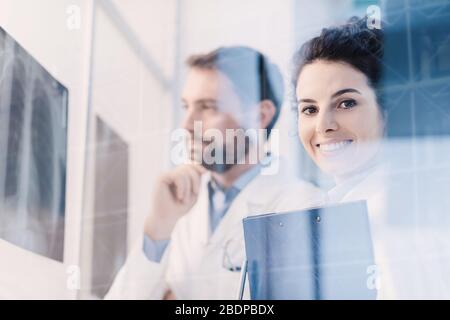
242, 200, 377, 300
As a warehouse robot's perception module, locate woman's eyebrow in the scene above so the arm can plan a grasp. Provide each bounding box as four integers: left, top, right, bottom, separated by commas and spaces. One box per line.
331, 88, 361, 99
297, 98, 317, 104
297, 88, 361, 103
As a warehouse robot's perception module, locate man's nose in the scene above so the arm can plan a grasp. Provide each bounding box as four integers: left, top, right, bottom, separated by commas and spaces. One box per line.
181, 108, 200, 132
316, 110, 338, 134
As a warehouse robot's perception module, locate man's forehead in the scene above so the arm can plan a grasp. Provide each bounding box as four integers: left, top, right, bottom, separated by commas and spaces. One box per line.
182, 67, 237, 102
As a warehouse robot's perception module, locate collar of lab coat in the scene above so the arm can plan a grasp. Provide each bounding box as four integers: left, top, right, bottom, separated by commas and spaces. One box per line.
327, 164, 387, 204
192, 156, 289, 246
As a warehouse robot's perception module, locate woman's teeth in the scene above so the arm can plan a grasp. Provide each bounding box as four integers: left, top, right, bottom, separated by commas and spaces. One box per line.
318, 140, 352, 152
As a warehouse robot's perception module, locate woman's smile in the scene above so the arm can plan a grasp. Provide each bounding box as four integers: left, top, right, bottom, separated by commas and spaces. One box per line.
315, 139, 354, 156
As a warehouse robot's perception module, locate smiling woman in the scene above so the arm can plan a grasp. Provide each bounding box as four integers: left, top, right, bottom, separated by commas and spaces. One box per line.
293, 17, 385, 181
296, 61, 384, 180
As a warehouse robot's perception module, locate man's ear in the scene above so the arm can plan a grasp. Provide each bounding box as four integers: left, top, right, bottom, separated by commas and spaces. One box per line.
259, 99, 277, 131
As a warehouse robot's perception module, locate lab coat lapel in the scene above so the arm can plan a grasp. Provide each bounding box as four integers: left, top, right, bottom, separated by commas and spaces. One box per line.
208, 172, 266, 245
190, 172, 212, 245
208, 157, 293, 245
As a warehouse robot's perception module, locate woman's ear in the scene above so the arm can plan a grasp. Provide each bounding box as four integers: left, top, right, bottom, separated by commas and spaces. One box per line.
259, 99, 277, 132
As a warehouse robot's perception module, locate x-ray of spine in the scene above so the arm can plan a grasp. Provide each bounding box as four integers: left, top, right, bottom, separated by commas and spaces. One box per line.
0, 27, 68, 262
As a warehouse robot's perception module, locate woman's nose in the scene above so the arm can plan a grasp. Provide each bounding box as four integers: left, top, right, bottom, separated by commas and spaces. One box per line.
316, 110, 338, 134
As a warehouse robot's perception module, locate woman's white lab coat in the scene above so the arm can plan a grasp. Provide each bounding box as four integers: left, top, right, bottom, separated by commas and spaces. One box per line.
326, 164, 450, 299
106, 159, 322, 300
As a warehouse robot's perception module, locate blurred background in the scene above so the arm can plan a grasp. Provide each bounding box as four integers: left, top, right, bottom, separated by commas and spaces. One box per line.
0, 0, 449, 299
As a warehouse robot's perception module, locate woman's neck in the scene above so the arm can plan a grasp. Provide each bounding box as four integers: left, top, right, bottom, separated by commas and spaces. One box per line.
333, 154, 381, 186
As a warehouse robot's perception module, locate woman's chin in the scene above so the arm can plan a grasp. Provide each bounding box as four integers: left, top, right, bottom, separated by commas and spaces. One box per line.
315, 152, 355, 174
320, 165, 354, 180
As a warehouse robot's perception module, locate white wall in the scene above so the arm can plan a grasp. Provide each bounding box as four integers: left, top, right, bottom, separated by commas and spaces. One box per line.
78, 0, 179, 298
88, 0, 177, 243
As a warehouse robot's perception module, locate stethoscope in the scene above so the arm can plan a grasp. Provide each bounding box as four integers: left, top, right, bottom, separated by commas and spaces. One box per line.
222, 239, 243, 272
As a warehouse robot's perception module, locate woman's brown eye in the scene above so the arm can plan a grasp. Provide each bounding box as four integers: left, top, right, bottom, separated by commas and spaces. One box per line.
339, 99, 357, 109
301, 106, 317, 115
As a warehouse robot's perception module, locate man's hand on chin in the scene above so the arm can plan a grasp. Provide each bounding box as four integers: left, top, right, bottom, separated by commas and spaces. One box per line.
144, 164, 206, 241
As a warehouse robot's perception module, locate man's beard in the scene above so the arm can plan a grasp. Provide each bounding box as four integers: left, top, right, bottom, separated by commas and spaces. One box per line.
192, 135, 251, 173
